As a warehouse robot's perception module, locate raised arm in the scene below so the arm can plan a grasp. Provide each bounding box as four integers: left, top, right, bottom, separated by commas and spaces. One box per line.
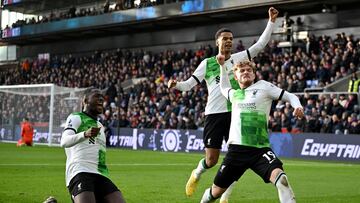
264, 80, 304, 119
281, 92, 304, 119
232, 7, 278, 62
168, 59, 206, 91
248, 7, 278, 58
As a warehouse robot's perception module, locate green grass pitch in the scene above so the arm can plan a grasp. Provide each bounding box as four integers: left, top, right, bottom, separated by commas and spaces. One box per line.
0, 142, 359, 203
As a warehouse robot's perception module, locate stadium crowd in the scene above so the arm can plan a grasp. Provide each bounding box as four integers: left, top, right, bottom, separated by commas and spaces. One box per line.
6, 0, 184, 29
0, 32, 359, 134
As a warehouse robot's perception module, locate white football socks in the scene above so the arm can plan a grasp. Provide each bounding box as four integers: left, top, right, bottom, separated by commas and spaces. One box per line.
200, 188, 216, 203
194, 158, 208, 179
220, 181, 236, 202
275, 172, 296, 203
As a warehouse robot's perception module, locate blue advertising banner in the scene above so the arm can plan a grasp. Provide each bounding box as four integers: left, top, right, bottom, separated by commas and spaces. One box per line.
109, 128, 360, 162
270, 133, 360, 162
1, 125, 359, 162
0, 125, 14, 141
108, 128, 228, 153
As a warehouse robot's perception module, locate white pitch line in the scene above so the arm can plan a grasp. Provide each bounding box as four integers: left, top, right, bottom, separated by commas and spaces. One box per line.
0, 162, 358, 167
0, 163, 64, 166
0, 163, 194, 166
285, 162, 358, 167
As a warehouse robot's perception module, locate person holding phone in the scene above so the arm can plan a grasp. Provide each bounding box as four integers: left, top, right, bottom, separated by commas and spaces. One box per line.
61, 88, 126, 203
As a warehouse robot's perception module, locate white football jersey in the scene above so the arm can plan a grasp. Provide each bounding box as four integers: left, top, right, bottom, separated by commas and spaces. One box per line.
192, 53, 250, 115
227, 80, 283, 147
62, 112, 108, 186
175, 21, 275, 115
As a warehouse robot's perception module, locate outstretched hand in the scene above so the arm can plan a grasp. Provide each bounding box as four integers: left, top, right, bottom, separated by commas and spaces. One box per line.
293, 107, 304, 119
216, 54, 226, 66
269, 7, 279, 22
168, 79, 177, 88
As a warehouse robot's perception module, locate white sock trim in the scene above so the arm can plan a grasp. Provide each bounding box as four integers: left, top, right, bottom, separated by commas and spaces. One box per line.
200, 188, 216, 203
194, 158, 207, 178
275, 173, 296, 203
220, 181, 236, 201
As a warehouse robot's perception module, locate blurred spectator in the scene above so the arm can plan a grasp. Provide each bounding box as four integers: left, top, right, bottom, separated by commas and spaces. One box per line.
1, 32, 360, 135
348, 72, 360, 93
282, 12, 294, 41
296, 17, 303, 26
69, 6, 76, 18
331, 98, 344, 118
104, 0, 110, 13
236, 40, 245, 52
2, 0, 185, 29
330, 114, 344, 134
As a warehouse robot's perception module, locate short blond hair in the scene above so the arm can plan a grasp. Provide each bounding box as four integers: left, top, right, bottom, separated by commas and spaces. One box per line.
233, 60, 256, 72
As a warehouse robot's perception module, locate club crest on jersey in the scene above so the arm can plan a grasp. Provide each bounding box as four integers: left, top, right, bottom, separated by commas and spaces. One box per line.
68, 119, 72, 127
207, 138, 211, 145
252, 90, 258, 98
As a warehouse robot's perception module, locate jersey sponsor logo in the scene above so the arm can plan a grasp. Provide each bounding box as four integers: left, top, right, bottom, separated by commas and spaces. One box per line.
301, 139, 360, 159
237, 102, 256, 110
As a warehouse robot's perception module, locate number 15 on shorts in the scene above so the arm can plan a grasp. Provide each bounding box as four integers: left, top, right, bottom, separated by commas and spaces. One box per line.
262, 151, 277, 164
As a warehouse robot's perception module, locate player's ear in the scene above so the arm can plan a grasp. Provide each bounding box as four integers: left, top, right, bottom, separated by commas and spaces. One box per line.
233, 68, 239, 81
234, 73, 239, 81
83, 96, 87, 104
215, 38, 219, 47
82, 96, 88, 110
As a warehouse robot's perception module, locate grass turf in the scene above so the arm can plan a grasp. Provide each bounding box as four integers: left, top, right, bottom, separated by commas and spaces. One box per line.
0, 142, 359, 203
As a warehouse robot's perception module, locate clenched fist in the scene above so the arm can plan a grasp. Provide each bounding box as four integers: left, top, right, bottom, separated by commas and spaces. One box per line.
269, 7, 279, 22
